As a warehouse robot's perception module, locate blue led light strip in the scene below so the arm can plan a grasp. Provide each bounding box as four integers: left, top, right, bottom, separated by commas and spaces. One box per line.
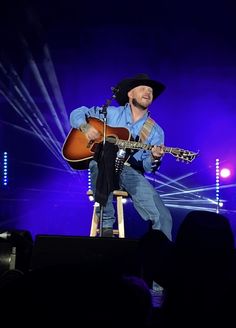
215, 158, 220, 213
2, 152, 8, 187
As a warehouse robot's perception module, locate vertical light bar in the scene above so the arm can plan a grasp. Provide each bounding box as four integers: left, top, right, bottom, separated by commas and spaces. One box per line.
215, 158, 220, 213
88, 169, 91, 191
88, 169, 93, 201
3, 152, 8, 187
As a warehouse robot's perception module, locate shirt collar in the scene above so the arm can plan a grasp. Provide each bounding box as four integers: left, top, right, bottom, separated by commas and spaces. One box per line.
124, 103, 150, 121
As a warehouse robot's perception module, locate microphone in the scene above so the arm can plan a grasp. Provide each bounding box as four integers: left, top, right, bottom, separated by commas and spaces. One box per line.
111, 86, 119, 95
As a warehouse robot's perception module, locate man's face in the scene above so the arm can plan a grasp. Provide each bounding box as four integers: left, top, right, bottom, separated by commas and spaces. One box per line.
128, 85, 153, 109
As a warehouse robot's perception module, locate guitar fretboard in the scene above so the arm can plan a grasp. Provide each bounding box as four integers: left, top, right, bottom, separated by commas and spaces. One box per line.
105, 136, 198, 163
113, 139, 173, 154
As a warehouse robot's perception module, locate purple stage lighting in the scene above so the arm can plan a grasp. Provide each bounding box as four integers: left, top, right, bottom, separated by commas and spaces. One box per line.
220, 168, 231, 179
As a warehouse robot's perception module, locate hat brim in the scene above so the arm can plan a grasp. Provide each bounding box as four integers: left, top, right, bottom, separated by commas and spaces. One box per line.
115, 78, 166, 106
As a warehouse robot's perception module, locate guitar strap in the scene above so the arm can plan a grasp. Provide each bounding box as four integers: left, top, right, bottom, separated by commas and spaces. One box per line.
124, 117, 156, 172
139, 116, 162, 172
139, 117, 155, 143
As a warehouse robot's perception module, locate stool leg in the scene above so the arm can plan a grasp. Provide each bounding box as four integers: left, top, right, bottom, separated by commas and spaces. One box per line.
90, 204, 99, 237
116, 196, 125, 238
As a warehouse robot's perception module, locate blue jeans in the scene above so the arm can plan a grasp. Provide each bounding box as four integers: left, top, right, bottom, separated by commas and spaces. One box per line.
89, 160, 172, 240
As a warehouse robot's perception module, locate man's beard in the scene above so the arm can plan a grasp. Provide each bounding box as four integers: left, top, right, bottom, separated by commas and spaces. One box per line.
132, 98, 148, 110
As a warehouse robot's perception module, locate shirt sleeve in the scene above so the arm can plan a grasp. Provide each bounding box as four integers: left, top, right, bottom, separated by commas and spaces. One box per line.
69, 106, 102, 129
141, 124, 165, 173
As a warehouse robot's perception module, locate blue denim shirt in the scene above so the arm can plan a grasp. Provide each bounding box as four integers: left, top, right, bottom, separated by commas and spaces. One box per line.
69, 103, 164, 173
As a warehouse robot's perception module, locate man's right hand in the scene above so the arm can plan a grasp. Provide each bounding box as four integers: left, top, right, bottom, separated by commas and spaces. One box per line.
80, 123, 100, 141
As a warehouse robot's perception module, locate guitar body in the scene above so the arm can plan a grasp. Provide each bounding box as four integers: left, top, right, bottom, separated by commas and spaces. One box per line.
62, 117, 131, 170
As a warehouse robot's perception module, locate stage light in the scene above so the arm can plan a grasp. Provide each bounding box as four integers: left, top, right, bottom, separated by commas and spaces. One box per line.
0, 244, 16, 275
0, 230, 33, 274
215, 159, 220, 213
2, 152, 8, 187
88, 169, 92, 191
220, 168, 231, 178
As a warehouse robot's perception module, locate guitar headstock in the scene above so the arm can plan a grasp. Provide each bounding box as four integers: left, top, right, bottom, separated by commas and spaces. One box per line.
169, 148, 199, 163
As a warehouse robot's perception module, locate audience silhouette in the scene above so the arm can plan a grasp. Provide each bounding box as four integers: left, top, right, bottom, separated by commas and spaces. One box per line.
0, 210, 235, 327
143, 210, 236, 327
0, 258, 153, 327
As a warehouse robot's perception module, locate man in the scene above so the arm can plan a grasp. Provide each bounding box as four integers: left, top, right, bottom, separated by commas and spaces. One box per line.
70, 73, 172, 240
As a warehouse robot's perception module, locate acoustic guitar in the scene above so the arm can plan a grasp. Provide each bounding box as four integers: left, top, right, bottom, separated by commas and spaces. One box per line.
62, 117, 199, 170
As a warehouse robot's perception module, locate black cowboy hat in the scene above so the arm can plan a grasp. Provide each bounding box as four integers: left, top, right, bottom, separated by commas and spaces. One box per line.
114, 73, 166, 106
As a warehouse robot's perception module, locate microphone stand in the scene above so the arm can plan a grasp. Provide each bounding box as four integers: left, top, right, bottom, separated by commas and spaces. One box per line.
98, 88, 119, 237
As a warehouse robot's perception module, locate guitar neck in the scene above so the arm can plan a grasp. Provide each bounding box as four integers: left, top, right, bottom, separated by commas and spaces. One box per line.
107, 137, 198, 163
114, 139, 152, 151
114, 139, 172, 153
163, 147, 174, 154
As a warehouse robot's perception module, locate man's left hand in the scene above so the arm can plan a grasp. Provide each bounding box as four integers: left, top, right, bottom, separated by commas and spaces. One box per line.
151, 144, 165, 159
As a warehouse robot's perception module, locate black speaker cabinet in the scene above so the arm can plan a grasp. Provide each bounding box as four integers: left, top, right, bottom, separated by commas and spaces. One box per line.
30, 235, 142, 277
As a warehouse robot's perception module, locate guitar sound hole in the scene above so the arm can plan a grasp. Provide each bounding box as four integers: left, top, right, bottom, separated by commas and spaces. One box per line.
90, 143, 97, 152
